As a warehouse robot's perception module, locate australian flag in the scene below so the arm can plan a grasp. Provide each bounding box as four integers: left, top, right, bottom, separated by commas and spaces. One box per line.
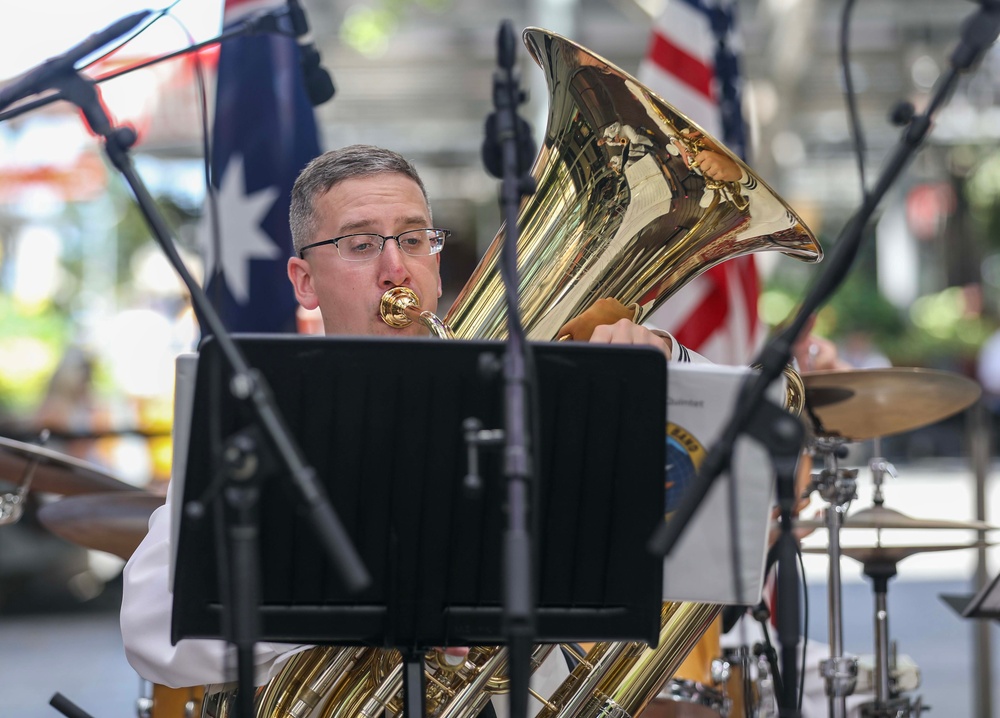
201, 0, 322, 333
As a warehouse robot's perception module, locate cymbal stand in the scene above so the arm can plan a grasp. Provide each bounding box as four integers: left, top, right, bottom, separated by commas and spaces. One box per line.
859, 440, 923, 718
811, 436, 859, 718
858, 555, 924, 718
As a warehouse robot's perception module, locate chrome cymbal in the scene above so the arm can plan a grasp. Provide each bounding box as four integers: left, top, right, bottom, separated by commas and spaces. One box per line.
802, 542, 993, 565
802, 368, 981, 441
37, 492, 165, 560
795, 505, 997, 532
0, 436, 139, 496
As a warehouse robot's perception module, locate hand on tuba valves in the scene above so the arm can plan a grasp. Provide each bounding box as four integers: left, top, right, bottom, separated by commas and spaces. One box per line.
556, 298, 673, 358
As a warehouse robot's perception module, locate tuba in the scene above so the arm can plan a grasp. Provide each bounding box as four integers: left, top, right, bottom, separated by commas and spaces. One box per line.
208, 26, 821, 718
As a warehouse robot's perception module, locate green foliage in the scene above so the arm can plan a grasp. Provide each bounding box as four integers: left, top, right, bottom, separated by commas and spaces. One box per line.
341, 0, 453, 56
0, 295, 70, 414
966, 151, 1000, 254
761, 260, 989, 366
821, 273, 906, 339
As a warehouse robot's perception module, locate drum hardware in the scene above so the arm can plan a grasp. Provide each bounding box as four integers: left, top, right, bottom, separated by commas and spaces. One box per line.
647, 641, 780, 718
751, 645, 779, 718
0, 434, 139, 527
868, 443, 895, 508
801, 368, 981, 442
646, 640, 780, 718
809, 435, 860, 718
137, 678, 153, 718
803, 542, 992, 718
796, 437, 997, 533
863, 551, 919, 718
37, 491, 165, 560
717, 645, 765, 718
853, 648, 921, 695
0, 429, 50, 525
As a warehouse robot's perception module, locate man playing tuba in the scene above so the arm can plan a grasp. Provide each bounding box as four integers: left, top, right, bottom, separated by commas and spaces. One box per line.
120, 144, 707, 715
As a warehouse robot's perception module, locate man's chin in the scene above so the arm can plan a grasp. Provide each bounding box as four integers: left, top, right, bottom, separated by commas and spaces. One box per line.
369, 320, 430, 338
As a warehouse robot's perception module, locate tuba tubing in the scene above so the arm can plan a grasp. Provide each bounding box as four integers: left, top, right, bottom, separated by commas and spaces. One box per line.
236, 24, 821, 718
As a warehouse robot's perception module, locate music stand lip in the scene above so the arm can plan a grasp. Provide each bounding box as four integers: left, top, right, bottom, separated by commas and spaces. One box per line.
960, 567, 1000, 620
172, 334, 666, 649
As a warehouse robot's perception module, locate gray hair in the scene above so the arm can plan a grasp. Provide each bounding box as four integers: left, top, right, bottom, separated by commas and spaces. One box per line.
289, 145, 430, 253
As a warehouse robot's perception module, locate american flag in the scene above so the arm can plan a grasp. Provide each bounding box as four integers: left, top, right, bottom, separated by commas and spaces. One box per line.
639, 0, 762, 364
200, 0, 322, 333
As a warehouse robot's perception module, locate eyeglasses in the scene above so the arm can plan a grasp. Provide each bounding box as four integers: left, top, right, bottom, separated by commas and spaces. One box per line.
298, 228, 449, 261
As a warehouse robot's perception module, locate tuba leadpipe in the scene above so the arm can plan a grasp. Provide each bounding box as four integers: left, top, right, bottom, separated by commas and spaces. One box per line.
247, 25, 822, 718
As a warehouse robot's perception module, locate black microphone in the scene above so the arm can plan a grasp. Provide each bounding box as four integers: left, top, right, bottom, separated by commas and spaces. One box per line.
0, 9, 152, 112
287, 0, 335, 106
481, 21, 535, 181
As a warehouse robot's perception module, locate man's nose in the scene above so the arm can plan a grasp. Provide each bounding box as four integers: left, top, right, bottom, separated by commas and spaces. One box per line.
378, 239, 412, 285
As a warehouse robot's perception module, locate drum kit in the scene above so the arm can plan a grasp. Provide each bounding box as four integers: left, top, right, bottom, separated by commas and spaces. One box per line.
653, 366, 992, 718
787, 367, 990, 718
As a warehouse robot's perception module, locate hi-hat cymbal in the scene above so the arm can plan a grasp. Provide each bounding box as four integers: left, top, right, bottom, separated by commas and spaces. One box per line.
0, 436, 139, 496
802, 542, 993, 565
802, 368, 981, 441
795, 505, 997, 532
37, 492, 165, 560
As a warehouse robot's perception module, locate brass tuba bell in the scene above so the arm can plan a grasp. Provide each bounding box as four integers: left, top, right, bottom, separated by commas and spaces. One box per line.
384, 28, 821, 341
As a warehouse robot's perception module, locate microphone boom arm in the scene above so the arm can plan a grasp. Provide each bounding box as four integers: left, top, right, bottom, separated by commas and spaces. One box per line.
0, 4, 323, 124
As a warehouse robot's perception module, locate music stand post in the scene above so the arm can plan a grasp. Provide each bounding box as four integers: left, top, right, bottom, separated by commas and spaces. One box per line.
173, 335, 668, 717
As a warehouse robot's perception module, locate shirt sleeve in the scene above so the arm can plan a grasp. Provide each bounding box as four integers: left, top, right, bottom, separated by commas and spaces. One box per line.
120, 490, 309, 689
647, 327, 712, 364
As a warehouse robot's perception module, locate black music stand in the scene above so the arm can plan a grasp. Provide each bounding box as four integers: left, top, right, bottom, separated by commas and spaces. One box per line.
172, 335, 666, 715
942, 569, 1000, 622
963, 569, 1000, 620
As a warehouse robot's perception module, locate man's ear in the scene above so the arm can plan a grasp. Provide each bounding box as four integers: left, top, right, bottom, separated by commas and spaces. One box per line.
287, 257, 319, 310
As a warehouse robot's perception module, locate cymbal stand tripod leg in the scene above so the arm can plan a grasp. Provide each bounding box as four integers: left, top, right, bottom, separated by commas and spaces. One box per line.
812, 437, 859, 718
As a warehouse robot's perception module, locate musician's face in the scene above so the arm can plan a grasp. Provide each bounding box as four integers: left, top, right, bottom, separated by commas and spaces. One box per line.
287, 173, 442, 337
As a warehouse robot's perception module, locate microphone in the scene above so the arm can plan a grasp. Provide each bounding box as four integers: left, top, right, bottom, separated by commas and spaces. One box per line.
287, 0, 335, 106
0, 9, 153, 112
481, 21, 535, 182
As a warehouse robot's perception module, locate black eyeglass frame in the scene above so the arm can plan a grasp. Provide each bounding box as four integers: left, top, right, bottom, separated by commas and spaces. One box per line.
297, 228, 450, 260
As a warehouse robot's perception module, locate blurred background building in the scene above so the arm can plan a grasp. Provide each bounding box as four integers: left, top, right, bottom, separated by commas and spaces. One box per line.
3, 0, 999, 430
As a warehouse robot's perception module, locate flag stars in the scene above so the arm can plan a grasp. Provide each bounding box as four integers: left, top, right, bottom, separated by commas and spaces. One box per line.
198, 155, 281, 305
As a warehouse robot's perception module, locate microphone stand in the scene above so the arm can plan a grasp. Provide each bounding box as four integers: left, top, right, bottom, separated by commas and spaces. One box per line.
0, 15, 371, 718
482, 19, 538, 718
648, 2, 1000, 716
